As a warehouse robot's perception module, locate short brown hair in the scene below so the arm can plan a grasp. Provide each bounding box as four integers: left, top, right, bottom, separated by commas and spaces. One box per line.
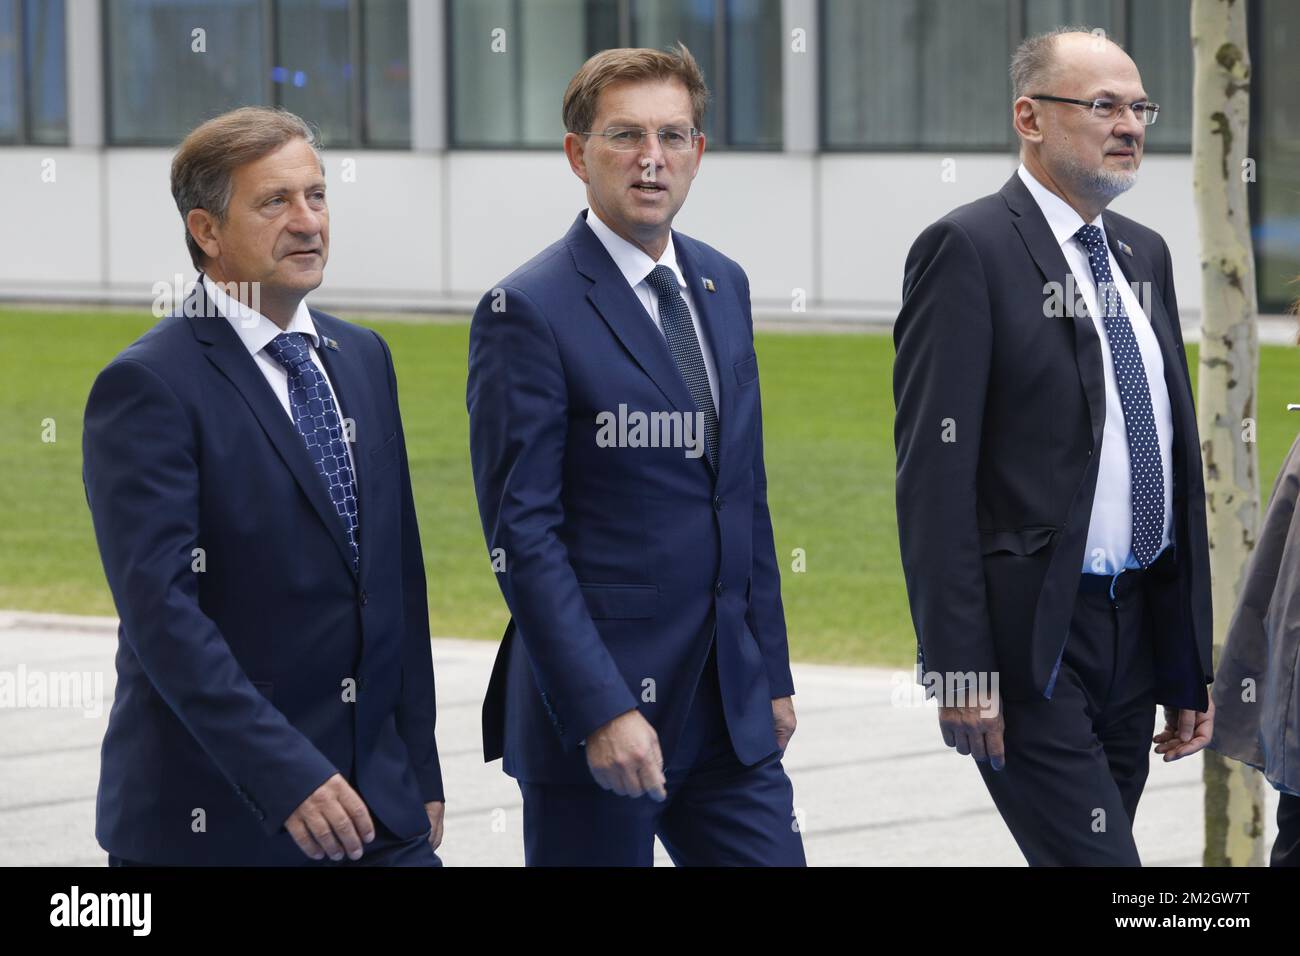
1010, 26, 1122, 100
562, 43, 709, 135
170, 106, 322, 270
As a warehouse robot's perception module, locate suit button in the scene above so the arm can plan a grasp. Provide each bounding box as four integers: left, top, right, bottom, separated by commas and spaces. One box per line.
359, 590, 368, 606
713, 495, 725, 511
715, 581, 724, 597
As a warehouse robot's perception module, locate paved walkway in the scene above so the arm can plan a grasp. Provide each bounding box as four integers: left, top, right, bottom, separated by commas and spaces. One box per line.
0, 610, 1275, 866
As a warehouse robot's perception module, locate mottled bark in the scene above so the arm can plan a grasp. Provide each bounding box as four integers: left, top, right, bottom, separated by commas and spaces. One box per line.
1192, 0, 1264, 867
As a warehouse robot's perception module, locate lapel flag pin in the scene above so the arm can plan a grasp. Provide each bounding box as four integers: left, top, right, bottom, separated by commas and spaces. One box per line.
323, 336, 340, 351
1117, 240, 1134, 257
703, 278, 716, 292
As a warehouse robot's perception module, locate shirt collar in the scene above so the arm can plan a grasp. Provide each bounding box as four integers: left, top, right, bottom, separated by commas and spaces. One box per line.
1017, 163, 1107, 251
584, 207, 688, 293
201, 273, 319, 357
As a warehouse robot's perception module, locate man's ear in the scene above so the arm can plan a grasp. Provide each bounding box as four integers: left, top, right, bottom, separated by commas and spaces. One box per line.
1013, 97, 1044, 145
186, 208, 222, 262
563, 132, 590, 184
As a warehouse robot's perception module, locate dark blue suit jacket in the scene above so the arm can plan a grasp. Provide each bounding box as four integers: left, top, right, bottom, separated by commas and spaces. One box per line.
467, 211, 794, 784
894, 174, 1212, 710
82, 279, 442, 865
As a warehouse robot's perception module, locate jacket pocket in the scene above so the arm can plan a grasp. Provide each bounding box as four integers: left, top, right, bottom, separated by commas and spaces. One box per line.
979, 526, 1058, 557
578, 583, 659, 620
370, 431, 399, 471
734, 355, 758, 386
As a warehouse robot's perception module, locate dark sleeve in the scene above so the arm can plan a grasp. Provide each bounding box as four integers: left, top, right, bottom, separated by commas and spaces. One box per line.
82, 358, 338, 834
735, 265, 795, 698
466, 285, 638, 746
893, 219, 999, 684
375, 331, 444, 804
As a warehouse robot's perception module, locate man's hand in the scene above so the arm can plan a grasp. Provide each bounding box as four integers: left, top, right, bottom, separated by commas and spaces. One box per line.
284, 773, 375, 862
424, 801, 444, 851
585, 708, 667, 801
1153, 698, 1214, 761
938, 691, 1005, 770
773, 696, 796, 752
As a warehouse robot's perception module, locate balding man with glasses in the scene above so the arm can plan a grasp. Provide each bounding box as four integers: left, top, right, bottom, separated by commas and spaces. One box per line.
893, 28, 1214, 865
466, 43, 804, 866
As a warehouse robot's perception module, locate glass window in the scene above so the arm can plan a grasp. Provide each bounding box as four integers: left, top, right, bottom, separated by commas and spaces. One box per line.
0, 0, 68, 144
631, 0, 717, 137
821, 0, 1192, 152
275, 0, 352, 146
0, 0, 18, 142
726, 0, 782, 148
106, 0, 267, 145
1253, 0, 1300, 313
362, 0, 410, 147
449, 0, 781, 149
450, 0, 619, 148
23, 0, 66, 143
822, 0, 1013, 150
106, 0, 408, 147
1022, 0, 1113, 37
1127, 0, 1192, 151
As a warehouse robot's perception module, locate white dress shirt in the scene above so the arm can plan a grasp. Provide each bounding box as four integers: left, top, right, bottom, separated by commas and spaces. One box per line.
1016, 165, 1174, 574
584, 208, 720, 416
201, 274, 356, 474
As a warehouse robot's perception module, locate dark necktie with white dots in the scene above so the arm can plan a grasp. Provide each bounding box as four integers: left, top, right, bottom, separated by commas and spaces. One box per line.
264, 332, 360, 572
1074, 224, 1164, 568
645, 264, 720, 468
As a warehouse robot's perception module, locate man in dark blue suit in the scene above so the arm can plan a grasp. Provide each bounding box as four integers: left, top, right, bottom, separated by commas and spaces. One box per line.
894, 31, 1213, 865
467, 44, 805, 866
82, 107, 444, 866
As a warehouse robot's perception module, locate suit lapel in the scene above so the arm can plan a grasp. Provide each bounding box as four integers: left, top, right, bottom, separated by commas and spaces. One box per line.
569, 215, 698, 420
1002, 175, 1107, 454
186, 281, 357, 576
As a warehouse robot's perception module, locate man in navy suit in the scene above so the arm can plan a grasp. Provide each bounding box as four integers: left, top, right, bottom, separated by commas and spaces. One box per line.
82, 107, 444, 866
894, 30, 1213, 865
467, 44, 805, 866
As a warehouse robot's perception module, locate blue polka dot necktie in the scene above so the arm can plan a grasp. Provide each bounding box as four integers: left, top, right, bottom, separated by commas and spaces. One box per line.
1074, 224, 1164, 568
264, 332, 360, 572
645, 265, 720, 468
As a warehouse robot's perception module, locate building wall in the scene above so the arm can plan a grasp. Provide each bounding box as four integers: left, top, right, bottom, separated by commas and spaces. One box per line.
0, 148, 1201, 320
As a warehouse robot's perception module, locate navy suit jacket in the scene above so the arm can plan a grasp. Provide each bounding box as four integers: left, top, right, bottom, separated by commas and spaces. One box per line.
467, 211, 794, 784
894, 174, 1212, 710
82, 279, 442, 865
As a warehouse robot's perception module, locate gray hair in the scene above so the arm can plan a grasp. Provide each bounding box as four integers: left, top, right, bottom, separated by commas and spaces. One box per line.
1010, 26, 1120, 100
170, 107, 323, 270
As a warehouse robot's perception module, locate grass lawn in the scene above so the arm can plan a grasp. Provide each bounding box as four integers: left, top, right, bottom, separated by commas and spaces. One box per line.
2, 305, 1298, 667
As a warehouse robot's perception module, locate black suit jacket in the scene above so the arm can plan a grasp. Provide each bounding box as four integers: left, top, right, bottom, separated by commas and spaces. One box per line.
893, 173, 1212, 710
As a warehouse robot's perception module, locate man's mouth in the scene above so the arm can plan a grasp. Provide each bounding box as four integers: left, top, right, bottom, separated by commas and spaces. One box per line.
285, 249, 321, 258
632, 183, 666, 194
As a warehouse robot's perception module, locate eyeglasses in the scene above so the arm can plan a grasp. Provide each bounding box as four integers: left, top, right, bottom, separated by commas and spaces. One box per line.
581, 126, 702, 151
1030, 95, 1160, 126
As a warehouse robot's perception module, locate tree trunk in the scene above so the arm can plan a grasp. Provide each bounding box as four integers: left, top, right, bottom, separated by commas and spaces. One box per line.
1191, 0, 1264, 867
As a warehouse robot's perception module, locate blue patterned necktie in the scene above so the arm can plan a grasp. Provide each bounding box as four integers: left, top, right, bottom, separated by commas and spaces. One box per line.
645, 265, 720, 468
1074, 224, 1164, 568
264, 332, 360, 572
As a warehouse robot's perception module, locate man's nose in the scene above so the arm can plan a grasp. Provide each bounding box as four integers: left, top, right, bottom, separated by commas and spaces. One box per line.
287, 196, 323, 233
1113, 107, 1144, 142
637, 131, 667, 167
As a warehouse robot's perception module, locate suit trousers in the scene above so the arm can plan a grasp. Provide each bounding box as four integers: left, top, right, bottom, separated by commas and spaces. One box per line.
976, 566, 1160, 865
1273, 793, 1300, 866
518, 640, 806, 867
